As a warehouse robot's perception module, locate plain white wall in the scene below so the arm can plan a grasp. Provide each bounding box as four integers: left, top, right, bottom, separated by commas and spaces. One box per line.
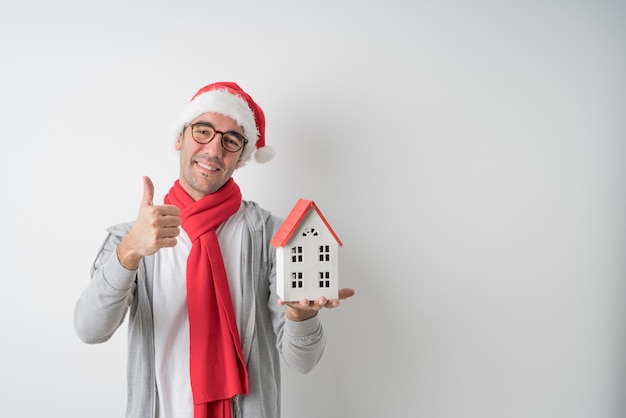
1, 1, 624, 417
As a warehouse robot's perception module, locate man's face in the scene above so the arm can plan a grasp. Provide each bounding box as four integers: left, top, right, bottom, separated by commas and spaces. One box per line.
175, 112, 244, 201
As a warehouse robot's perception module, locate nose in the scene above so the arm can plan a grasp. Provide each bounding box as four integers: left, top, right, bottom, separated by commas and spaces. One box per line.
202, 132, 224, 157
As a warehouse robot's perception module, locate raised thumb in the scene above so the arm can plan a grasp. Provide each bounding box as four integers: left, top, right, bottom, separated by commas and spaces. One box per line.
141, 176, 155, 206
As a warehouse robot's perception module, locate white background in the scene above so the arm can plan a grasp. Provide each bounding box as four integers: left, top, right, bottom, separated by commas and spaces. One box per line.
1, 1, 625, 417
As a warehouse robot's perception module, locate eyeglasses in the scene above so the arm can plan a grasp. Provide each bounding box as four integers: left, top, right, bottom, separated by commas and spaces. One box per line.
185, 123, 248, 153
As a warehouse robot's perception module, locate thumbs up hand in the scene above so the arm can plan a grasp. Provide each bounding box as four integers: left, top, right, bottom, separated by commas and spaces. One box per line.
116, 176, 182, 270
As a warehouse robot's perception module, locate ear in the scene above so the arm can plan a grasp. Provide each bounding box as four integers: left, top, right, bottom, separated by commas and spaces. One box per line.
175, 133, 183, 151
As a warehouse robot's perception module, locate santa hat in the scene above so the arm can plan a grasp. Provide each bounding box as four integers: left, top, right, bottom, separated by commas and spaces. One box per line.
171, 81, 275, 166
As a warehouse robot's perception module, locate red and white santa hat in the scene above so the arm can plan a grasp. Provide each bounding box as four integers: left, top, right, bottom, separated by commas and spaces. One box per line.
171, 81, 275, 166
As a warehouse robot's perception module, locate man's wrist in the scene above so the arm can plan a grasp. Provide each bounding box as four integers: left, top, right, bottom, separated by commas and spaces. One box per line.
116, 243, 141, 270
285, 306, 318, 322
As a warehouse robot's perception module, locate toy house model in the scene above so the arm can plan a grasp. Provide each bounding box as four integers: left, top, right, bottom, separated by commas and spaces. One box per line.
271, 199, 343, 302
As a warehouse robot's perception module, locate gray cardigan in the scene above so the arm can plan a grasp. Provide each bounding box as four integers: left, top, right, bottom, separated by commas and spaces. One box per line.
74, 201, 326, 418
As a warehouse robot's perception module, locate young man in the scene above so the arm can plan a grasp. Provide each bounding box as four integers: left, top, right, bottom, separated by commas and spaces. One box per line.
74, 81, 355, 418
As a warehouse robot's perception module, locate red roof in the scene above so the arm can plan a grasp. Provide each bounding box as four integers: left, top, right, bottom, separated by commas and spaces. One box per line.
271, 199, 343, 248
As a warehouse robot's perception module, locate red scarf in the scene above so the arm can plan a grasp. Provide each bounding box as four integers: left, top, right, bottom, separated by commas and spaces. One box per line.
164, 178, 249, 418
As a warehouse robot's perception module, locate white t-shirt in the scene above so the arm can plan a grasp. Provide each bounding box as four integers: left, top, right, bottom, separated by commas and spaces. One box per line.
152, 203, 245, 418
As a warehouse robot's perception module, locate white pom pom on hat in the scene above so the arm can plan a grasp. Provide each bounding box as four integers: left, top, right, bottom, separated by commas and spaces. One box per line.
170, 81, 275, 166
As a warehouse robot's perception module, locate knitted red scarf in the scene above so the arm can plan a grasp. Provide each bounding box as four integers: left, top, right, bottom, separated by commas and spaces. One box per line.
164, 178, 249, 418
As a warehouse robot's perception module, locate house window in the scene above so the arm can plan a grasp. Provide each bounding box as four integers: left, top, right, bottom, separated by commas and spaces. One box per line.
318, 272, 331, 288
318, 245, 331, 262
291, 246, 303, 263
291, 272, 303, 288
302, 227, 319, 237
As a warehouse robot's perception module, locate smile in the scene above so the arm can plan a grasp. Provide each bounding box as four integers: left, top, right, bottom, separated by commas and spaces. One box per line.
196, 161, 219, 171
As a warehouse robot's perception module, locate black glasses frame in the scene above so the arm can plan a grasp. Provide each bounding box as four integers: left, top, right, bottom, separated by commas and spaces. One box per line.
185, 123, 248, 153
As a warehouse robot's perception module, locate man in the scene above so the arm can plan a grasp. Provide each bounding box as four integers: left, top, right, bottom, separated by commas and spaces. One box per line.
74, 81, 355, 418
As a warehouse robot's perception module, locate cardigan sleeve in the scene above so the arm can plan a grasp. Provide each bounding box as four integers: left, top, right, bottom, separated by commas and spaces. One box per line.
74, 224, 137, 344
280, 314, 327, 373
